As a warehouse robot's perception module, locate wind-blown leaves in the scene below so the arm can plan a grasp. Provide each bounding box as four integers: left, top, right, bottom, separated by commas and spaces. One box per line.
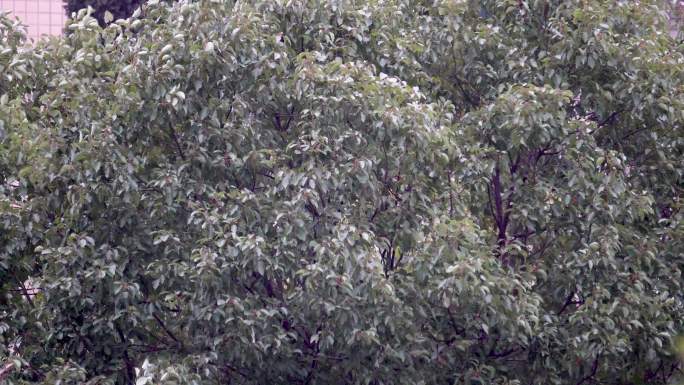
0, 1, 682, 384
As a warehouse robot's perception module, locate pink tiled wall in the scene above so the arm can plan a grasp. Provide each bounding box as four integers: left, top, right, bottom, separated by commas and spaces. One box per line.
0, 0, 65, 40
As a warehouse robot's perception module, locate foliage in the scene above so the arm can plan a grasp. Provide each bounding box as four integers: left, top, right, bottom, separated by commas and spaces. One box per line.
64, 0, 146, 26
1, 0, 683, 384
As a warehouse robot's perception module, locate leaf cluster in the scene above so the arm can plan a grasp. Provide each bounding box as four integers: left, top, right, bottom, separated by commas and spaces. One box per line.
0, 1, 682, 384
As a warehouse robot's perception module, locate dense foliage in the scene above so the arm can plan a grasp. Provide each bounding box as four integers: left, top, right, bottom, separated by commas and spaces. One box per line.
1, 0, 683, 384
64, 0, 145, 26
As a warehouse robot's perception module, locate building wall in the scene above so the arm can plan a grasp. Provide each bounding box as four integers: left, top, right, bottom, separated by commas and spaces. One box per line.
0, 0, 65, 40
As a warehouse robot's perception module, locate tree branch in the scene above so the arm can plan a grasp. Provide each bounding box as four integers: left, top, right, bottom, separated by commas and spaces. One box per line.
12, 273, 34, 308
491, 160, 509, 263
597, 109, 623, 128
168, 124, 186, 161
575, 355, 600, 385
488, 346, 522, 359
153, 313, 183, 349
0, 361, 15, 381
558, 291, 584, 315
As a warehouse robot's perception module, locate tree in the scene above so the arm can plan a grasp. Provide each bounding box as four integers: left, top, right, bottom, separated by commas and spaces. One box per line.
64, 0, 145, 26
0, 0, 682, 384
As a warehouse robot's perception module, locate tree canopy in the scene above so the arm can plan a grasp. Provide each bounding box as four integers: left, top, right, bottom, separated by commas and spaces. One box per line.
64, 0, 146, 26
1, 0, 683, 384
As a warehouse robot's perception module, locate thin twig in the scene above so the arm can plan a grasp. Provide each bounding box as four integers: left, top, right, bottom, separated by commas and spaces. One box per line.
12, 273, 34, 308
575, 355, 600, 385
153, 313, 183, 348
168, 124, 186, 161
